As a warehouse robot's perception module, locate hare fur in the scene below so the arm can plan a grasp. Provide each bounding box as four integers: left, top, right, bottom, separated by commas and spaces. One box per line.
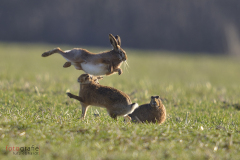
67, 74, 138, 120
128, 96, 166, 124
42, 34, 127, 76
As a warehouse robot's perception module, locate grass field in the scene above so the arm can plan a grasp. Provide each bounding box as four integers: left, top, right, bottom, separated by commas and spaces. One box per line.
0, 42, 240, 160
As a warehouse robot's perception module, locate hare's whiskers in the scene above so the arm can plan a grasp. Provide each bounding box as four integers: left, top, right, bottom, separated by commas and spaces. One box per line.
125, 60, 129, 68
124, 61, 129, 73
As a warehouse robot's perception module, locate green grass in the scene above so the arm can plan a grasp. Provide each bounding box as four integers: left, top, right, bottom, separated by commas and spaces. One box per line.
0, 42, 240, 160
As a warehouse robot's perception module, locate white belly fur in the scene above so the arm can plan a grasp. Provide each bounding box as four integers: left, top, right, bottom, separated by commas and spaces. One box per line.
81, 63, 107, 76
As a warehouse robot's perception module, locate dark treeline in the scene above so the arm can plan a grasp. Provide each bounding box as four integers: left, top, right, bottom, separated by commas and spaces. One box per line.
0, 0, 240, 54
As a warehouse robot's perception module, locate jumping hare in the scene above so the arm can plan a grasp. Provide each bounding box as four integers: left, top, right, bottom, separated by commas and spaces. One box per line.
67, 74, 138, 120
128, 96, 166, 124
42, 34, 127, 76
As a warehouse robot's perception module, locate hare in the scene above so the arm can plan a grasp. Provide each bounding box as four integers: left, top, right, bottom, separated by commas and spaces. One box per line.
42, 34, 127, 76
66, 74, 138, 120
128, 96, 166, 124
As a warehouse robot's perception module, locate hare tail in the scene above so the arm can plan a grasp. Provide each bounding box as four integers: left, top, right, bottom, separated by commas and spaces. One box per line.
128, 103, 139, 115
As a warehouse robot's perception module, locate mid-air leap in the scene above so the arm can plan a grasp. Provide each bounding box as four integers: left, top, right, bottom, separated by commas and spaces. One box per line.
42, 34, 127, 76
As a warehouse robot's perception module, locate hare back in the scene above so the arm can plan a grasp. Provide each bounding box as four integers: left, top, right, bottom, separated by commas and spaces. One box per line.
80, 84, 132, 106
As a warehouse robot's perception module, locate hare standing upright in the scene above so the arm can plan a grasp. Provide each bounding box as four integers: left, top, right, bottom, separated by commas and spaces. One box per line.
67, 74, 138, 120
128, 96, 166, 124
42, 34, 127, 76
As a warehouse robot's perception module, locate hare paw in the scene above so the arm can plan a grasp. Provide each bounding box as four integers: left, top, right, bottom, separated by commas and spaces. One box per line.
63, 62, 71, 68
42, 51, 50, 57
66, 92, 73, 98
124, 116, 132, 123
118, 69, 122, 75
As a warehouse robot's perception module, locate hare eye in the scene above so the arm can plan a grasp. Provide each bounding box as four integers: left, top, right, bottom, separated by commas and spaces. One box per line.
121, 52, 124, 57
118, 54, 121, 59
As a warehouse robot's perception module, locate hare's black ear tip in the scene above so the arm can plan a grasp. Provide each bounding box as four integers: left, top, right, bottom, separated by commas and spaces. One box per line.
156, 96, 160, 99
151, 96, 154, 99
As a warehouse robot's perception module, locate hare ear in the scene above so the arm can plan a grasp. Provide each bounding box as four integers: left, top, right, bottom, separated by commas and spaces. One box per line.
115, 35, 121, 46
156, 96, 160, 99
84, 76, 88, 81
151, 96, 154, 99
109, 34, 118, 50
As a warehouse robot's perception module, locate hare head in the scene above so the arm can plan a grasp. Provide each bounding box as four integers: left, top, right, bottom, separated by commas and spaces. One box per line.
150, 96, 161, 108
109, 34, 127, 61
77, 74, 103, 84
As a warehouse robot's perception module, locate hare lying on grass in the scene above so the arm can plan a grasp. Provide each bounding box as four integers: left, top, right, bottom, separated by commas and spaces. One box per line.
67, 74, 138, 120
128, 96, 166, 124
42, 34, 127, 76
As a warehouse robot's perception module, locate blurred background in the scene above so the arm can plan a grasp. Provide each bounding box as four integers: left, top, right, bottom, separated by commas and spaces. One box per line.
0, 0, 240, 55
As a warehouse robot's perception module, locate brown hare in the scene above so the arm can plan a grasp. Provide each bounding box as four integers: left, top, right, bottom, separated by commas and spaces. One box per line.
42, 34, 127, 76
66, 74, 138, 120
128, 96, 166, 124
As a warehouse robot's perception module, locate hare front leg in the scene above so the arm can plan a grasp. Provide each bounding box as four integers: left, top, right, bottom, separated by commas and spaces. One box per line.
106, 66, 122, 75
80, 102, 89, 119
42, 47, 64, 57
66, 93, 84, 102
114, 68, 122, 75
108, 62, 123, 75
67, 93, 87, 119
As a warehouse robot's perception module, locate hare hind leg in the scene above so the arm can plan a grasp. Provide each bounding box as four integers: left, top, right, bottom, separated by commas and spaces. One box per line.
107, 109, 118, 120
63, 62, 72, 68
42, 47, 64, 57
109, 113, 118, 120
124, 115, 131, 123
